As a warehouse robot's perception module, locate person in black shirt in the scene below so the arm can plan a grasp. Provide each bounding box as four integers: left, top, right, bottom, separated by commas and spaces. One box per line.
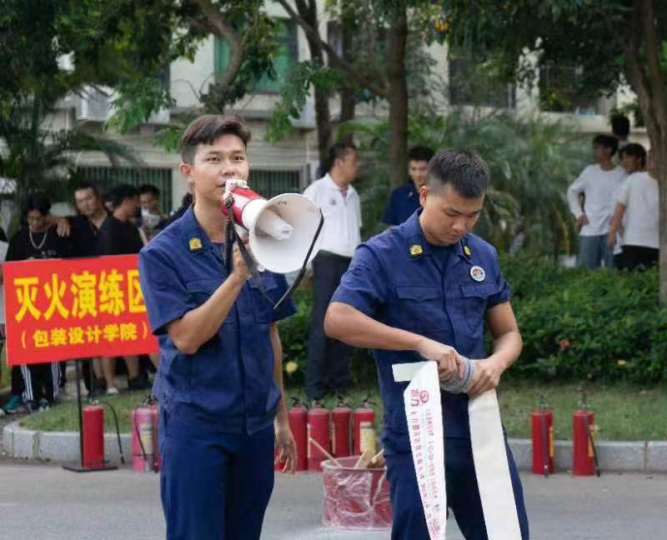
67, 183, 151, 394
5, 194, 72, 412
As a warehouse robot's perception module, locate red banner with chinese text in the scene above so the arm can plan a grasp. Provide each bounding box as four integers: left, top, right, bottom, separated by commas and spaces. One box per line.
4, 255, 158, 366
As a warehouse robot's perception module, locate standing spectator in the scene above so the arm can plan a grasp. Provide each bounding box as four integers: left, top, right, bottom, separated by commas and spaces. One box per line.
68, 183, 146, 394
303, 143, 362, 400
567, 134, 626, 269
139, 184, 165, 241
5, 194, 72, 412
607, 149, 658, 270
383, 146, 434, 226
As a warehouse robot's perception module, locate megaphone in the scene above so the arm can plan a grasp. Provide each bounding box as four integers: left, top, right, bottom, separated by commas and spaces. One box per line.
220, 179, 323, 274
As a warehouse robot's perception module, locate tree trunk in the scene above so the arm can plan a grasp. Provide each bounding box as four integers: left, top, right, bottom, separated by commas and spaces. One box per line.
385, 7, 408, 190
296, 0, 332, 167
339, 0, 356, 133
622, 0, 667, 304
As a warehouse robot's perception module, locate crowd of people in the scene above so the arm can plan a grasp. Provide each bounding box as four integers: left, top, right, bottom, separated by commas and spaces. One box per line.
568, 132, 658, 271
0, 182, 176, 415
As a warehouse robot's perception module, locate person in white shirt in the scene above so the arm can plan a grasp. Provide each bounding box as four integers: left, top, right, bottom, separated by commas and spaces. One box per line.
303, 143, 361, 400
567, 134, 627, 269
607, 148, 658, 270
610, 143, 648, 267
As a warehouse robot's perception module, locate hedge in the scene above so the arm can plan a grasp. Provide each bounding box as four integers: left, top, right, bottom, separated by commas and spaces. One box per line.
278, 256, 667, 386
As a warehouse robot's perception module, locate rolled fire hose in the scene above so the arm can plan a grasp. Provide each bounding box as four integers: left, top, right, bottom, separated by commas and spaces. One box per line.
395, 359, 522, 540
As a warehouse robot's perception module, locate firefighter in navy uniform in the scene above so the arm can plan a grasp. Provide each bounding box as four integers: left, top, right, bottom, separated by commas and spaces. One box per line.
138, 115, 297, 540
325, 149, 529, 539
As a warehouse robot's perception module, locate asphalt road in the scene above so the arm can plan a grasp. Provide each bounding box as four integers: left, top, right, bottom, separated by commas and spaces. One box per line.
0, 459, 665, 540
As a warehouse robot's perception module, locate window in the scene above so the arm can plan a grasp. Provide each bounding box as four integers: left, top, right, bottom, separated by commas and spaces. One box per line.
538, 65, 602, 115
448, 52, 516, 109
250, 170, 302, 199
214, 19, 298, 94
76, 167, 173, 214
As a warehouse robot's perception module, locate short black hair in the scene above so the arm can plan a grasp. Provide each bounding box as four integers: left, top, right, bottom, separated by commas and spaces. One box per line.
74, 183, 102, 200
139, 184, 160, 198
611, 113, 630, 139
110, 184, 139, 210
593, 134, 619, 156
24, 193, 51, 217
180, 114, 251, 165
426, 149, 490, 199
619, 143, 647, 167
408, 145, 435, 163
326, 142, 357, 173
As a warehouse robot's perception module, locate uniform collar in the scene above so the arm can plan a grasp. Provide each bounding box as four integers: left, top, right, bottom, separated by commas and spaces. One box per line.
407, 180, 419, 199
403, 211, 472, 265
179, 204, 216, 256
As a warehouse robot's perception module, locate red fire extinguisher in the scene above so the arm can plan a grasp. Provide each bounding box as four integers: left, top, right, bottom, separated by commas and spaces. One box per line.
331, 400, 352, 458
82, 405, 105, 469
531, 396, 554, 476
353, 399, 376, 456
573, 394, 600, 477
307, 401, 330, 471
131, 403, 160, 473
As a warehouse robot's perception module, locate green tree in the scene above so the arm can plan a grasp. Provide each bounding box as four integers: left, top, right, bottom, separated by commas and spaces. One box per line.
0, 0, 181, 208
274, 0, 446, 189
442, 0, 667, 302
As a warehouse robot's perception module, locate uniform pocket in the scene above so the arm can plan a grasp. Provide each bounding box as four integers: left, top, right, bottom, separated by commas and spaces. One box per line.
250, 274, 279, 323
394, 286, 443, 331
460, 283, 499, 332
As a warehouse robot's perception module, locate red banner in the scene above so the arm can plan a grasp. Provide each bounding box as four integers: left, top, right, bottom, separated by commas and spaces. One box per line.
4, 255, 158, 366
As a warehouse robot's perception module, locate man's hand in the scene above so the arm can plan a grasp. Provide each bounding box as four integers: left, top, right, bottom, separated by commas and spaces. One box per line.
467, 358, 505, 397
606, 231, 616, 249
575, 215, 589, 229
231, 243, 251, 282
274, 420, 297, 474
416, 337, 465, 381
46, 215, 71, 237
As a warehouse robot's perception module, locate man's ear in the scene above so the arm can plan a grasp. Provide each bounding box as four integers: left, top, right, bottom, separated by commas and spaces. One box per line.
179, 162, 192, 181
419, 185, 428, 207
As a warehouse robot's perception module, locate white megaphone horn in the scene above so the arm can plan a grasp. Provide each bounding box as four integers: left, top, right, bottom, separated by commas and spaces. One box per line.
220, 179, 323, 274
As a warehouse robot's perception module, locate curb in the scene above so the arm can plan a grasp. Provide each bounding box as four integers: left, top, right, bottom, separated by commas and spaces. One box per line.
3, 421, 132, 465
3, 421, 666, 473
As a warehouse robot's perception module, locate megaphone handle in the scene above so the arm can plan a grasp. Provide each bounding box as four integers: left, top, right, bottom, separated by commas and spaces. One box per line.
273, 211, 325, 311
223, 197, 274, 304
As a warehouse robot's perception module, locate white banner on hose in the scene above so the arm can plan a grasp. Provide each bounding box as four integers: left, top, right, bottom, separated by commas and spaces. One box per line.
469, 390, 522, 540
404, 361, 447, 540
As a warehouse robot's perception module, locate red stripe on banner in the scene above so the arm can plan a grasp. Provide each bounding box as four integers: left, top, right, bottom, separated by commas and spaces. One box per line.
4, 255, 158, 366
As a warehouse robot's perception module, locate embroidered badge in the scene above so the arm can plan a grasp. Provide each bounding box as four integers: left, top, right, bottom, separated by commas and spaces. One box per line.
470, 265, 486, 282
330, 198, 337, 206
410, 244, 423, 257
189, 238, 203, 251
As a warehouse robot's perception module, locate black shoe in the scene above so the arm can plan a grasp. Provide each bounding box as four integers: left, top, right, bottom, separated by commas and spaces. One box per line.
24, 400, 39, 414
128, 374, 150, 391
38, 399, 51, 412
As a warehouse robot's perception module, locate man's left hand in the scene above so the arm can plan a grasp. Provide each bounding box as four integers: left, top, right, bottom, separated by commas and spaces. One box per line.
274, 420, 297, 474
467, 358, 505, 397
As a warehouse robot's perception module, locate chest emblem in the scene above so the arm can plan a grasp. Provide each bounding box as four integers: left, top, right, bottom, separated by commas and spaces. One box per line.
410, 244, 423, 257
329, 198, 337, 206
470, 265, 486, 282
189, 237, 203, 251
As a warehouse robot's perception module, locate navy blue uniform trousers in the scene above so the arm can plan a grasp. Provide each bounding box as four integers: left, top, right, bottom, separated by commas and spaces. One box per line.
384, 434, 530, 540
159, 408, 275, 540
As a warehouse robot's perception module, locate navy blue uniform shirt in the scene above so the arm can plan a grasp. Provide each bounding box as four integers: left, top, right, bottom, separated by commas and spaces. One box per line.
138, 206, 296, 435
383, 181, 420, 226
332, 211, 510, 438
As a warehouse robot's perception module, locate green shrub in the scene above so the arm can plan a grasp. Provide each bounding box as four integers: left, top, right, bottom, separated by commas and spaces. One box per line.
278, 256, 667, 388
502, 255, 667, 383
